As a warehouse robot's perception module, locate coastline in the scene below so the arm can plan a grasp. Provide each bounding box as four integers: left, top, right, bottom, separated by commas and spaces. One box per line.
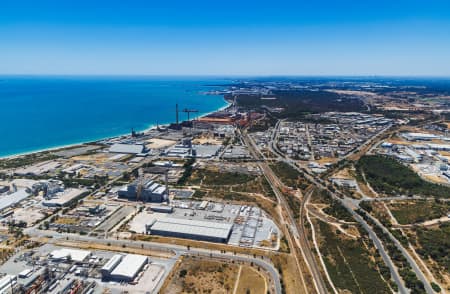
0, 97, 231, 161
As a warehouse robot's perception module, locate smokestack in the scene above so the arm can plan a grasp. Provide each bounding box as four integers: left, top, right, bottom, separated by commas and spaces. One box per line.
165, 170, 169, 203
176, 103, 179, 125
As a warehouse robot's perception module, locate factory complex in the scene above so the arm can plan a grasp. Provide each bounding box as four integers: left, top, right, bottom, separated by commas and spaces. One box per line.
129, 200, 280, 249
0, 244, 173, 294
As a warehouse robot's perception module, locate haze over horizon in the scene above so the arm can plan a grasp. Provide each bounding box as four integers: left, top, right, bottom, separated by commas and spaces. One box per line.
1, 0, 450, 76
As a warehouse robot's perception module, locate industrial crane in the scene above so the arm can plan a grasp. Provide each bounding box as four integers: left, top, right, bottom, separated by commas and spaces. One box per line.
182, 108, 199, 121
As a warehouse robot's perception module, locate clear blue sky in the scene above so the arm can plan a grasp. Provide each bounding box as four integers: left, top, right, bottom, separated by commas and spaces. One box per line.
1, 0, 450, 76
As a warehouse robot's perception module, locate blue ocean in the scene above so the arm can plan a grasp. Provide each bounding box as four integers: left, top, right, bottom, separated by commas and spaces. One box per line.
0, 76, 230, 157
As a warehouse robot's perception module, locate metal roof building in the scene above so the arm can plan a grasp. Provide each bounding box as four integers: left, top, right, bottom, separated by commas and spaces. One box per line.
0, 189, 30, 212
42, 188, 86, 207
0, 275, 17, 293
100, 254, 123, 277
109, 254, 148, 282
50, 248, 91, 263
147, 217, 233, 243
109, 143, 145, 154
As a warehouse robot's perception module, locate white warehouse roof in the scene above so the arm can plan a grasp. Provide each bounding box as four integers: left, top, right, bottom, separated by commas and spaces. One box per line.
101, 254, 123, 273
50, 248, 91, 262
0, 275, 16, 292
149, 217, 232, 240
42, 188, 86, 207
110, 254, 148, 280
109, 143, 145, 154
0, 189, 30, 211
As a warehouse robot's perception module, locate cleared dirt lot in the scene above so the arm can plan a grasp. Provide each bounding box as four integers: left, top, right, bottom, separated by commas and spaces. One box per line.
235, 265, 267, 294
165, 257, 238, 293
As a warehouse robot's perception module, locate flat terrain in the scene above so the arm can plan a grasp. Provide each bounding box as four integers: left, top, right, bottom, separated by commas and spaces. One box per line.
165, 257, 239, 294
405, 223, 450, 287
314, 219, 392, 293
388, 200, 449, 225
235, 265, 267, 294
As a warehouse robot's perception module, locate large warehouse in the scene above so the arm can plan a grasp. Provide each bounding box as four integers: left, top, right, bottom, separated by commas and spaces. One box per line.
107, 254, 148, 282
100, 254, 123, 278
109, 143, 145, 154
146, 217, 233, 243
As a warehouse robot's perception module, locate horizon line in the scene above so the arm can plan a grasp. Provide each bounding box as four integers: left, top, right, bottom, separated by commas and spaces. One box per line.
1, 73, 450, 79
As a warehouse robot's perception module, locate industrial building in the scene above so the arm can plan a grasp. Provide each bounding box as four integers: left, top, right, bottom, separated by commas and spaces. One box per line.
118, 179, 167, 202
149, 205, 173, 213
42, 188, 86, 207
0, 275, 17, 293
49, 248, 91, 263
0, 189, 30, 212
402, 132, 440, 141
109, 143, 146, 154
102, 254, 148, 282
100, 254, 123, 278
146, 217, 233, 243
165, 138, 221, 158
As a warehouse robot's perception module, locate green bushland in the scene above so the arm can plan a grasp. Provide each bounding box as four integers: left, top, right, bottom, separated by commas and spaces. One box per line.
0, 152, 58, 169
248, 115, 277, 132
199, 170, 253, 186
317, 220, 391, 293
414, 222, 450, 273
177, 158, 196, 185
357, 209, 426, 294
270, 161, 309, 190
285, 194, 301, 219
231, 90, 364, 119
356, 155, 450, 198
313, 188, 354, 222
188, 168, 277, 201
388, 199, 449, 225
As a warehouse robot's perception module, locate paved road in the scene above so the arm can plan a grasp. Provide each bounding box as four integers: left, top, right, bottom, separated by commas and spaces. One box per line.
363, 211, 435, 294
25, 227, 282, 294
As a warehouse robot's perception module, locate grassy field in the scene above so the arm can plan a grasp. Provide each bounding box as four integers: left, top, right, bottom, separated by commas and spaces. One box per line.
235, 266, 267, 294
316, 220, 391, 293
388, 199, 449, 224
